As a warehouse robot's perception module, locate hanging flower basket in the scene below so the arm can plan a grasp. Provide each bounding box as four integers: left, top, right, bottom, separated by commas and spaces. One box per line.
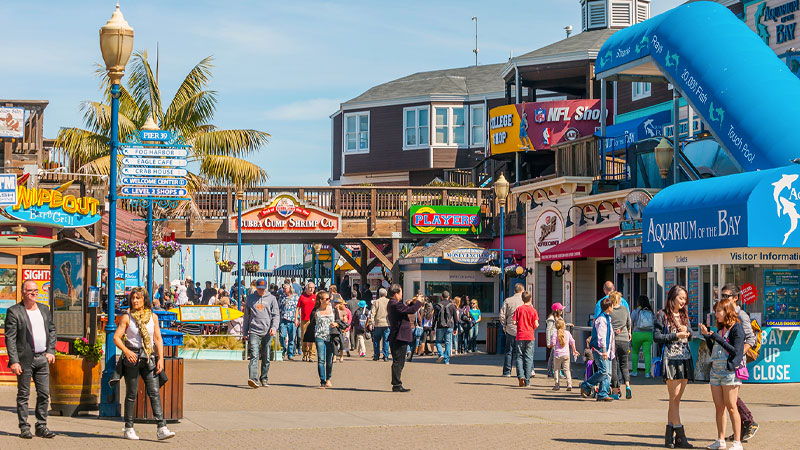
244, 260, 260, 274
217, 260, 235, 272
117, 240, 146, 258
480, 265, 501, 278
154, 241, 181, 258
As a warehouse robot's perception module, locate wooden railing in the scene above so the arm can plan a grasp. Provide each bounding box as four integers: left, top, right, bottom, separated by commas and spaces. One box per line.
127, 186, 494, 221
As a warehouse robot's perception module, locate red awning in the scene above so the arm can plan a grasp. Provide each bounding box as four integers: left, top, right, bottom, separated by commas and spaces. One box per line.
539, 227, 619, 261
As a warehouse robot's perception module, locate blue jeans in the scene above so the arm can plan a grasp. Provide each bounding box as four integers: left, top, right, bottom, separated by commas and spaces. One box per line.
315, 338, 334, 385
468, 325, 479, 352
248, 333, 272, 383
583, 350, 612, 399
503, 333, 519, 376
435, 327, 453, 363
515, 340, 534, 384
372, 326, 390, 359
278, 320, 296, 357
409, 326, 423, 354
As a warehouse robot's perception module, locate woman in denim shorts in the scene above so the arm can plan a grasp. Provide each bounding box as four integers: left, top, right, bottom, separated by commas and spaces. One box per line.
700, 297, 745, 450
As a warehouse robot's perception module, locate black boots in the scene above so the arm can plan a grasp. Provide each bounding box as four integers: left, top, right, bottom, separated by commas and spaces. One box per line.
673, 425, 693, 448
665, 424, 675, 448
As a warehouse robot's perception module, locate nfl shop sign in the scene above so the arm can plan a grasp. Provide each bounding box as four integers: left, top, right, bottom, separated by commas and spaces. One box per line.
489, 100, 614, 154
534, 209, 564, 256
229, 193, 341, 233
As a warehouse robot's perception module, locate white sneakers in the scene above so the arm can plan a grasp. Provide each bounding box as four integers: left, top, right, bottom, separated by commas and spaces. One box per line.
123, 427, 139, 440
708, 440, 743, 450
729, 442, 743, 450
157, 426, 176, 440
124, 426, 175, 440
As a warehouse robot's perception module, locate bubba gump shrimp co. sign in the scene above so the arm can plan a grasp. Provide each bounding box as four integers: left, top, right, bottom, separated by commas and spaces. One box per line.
228, 194, 341, 234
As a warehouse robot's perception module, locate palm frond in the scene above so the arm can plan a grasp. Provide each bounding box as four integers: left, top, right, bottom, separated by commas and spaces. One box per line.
77, 155, 110, 176
199, 155, 268, 188
162, 90, 217, 135
163, 56, 215, 126
190, 129, 270, 159
127, 51, 163, 123
94, 64, 149, 122
80, 101, 139, 139
53, 128, 109, 166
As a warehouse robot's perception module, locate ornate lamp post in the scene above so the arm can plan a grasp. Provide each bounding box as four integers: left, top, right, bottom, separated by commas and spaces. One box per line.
99, 3, 134, 417
313, 243, 322, 286
654, 137, 674, 181
494, 173, 509, 305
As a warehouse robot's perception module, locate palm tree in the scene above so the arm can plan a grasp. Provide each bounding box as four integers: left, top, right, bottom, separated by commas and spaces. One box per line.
55, 51, 269, 218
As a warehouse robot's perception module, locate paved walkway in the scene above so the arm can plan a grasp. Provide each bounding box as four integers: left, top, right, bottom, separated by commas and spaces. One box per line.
1, 354, 798, 448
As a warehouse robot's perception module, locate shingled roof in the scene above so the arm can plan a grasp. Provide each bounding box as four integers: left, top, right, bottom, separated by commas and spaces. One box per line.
501, 28, 617, 78
342, 63, 505, 107
402, 235, 482, 260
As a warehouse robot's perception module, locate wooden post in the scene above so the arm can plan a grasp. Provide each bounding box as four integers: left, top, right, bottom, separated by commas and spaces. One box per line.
334, 188, 341, 213
370, 188, 377, 232
391, 238, 400, 285
359, 242, 368, 291
442, 189, 448, 206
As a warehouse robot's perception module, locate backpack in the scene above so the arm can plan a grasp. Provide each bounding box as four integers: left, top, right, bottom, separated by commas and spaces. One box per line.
634, 308, 654, 331
357, 308, 369, 330
746, 319, 762, 363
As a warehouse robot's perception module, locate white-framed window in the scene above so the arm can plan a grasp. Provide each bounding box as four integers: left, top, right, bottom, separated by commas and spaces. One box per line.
470, 105, 485, 147
403, 106, 429, 149
632, 82, 651, 101
434, 106, 467, 146
344, 112, 369, 153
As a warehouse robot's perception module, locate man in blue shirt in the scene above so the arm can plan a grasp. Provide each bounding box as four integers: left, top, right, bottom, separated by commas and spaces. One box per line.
594, 281, 630, 318
277, 284, 300, 360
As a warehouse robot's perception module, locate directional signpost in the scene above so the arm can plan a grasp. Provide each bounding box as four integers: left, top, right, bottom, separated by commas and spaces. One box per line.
118, 129, 191, 301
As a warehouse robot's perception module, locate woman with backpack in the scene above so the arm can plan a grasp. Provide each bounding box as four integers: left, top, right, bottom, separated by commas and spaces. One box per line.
421, 300, 435, 355
609, 291, 633, 400
631, 295, 655, 378
353, 300, 370, 357
456, 297, 471, 354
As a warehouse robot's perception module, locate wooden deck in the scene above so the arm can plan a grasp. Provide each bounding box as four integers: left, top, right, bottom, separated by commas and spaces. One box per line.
154, 185, 497, 243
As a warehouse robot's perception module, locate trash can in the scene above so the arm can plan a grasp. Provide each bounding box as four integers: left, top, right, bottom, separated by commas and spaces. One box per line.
497, 325, 506, 355
134, 311, 184, 423
486, 321, 498, 354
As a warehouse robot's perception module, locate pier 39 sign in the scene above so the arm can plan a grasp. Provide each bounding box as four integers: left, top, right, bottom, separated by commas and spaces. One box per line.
229, 194, 341, 234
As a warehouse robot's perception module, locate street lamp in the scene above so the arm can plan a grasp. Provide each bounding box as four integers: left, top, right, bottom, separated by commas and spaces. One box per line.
236, 190, 244, 305
654, 137, 673, 180
99, 3, 133, 418
313, 243, 322, 286
213, 246, 221, 289
494, 173, 509, 304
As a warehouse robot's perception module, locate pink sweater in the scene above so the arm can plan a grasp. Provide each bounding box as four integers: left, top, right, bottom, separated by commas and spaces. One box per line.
549, 329, 576, 358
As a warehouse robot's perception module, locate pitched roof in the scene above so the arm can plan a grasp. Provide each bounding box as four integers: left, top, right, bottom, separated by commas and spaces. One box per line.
342, 63, 505, 107
518, 28, 618, 59
402, 235, 481, 259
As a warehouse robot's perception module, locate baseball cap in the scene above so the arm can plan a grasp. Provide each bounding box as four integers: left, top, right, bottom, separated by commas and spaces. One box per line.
256, 279, 267, 289
358, 300, 367, 308
551, 302, 564, 311
332, 297, 342, 304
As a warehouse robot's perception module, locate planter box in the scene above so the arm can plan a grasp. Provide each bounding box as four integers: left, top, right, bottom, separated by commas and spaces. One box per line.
49, 354, 100, 416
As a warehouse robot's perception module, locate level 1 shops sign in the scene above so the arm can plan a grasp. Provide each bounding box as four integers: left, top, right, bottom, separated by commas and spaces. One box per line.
534, 209, 563, 256
443, 247, 494, 264
229, 193, 341, 234
409, 206, 481, 235
6, 182, 101, 228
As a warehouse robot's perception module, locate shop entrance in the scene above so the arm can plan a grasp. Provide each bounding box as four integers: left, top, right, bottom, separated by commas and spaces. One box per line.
596, 260, 614, 299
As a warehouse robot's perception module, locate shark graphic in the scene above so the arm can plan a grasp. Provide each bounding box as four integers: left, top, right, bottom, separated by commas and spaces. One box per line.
779, 197, 800, 245
635, 36, 649, 54
708, 102, 725, 125
600, 50, 612, 67
665, 51, 679, 69
772, 174, 799, 216
755, 2, 771, 45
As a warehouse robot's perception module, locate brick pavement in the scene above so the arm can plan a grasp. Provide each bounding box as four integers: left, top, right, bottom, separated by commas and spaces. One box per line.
0, 353, 798, 449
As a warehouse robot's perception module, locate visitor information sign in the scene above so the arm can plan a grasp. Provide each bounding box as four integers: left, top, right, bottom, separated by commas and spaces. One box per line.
119, 130, 190, 200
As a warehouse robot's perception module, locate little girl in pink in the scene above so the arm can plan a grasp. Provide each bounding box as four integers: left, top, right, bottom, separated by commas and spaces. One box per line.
550, 318, 579, 391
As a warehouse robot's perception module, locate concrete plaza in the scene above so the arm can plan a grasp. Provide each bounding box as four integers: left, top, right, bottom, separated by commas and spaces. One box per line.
1, 353, 798, 449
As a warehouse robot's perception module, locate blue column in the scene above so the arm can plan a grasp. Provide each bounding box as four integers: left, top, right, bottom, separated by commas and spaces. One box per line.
146, 203, 153, 296
100, 82, 121, 417
192, 244, 196, 284
237, 196, 243, 303
500, 204, 505, 306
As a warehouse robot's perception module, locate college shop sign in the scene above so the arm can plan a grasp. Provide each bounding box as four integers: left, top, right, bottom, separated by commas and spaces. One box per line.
229, 193, 341, 234
409, 206, 481, 235
7, 182, 101, 228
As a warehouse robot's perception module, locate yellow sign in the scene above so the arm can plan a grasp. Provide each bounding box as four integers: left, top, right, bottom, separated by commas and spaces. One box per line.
489, 104, 524, 155
7, 181, 101, 228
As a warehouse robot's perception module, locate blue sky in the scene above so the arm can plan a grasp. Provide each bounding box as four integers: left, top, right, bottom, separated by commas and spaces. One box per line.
6, 0, 684, 285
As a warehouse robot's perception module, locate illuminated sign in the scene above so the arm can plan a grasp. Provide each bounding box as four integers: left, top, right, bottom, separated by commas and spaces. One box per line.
409, 206, 481, 234
229, 193, 341, 234
7, 182, 101, 228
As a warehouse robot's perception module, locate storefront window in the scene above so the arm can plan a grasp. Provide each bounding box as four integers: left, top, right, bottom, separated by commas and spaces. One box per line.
0, 253, 15, 265
23, 253, 50, 265
425, 281, 495, 313
0, 268, 17, 302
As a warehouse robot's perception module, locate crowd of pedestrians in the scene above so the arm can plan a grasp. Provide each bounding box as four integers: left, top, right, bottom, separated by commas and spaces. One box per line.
7, 274, 763, 448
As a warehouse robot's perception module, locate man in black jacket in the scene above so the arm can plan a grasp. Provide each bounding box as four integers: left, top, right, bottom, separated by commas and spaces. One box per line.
5, 280, 57, 439
387, 284, 422, 392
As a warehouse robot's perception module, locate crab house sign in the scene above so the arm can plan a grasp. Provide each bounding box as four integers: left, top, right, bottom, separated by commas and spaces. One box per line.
229, 194, 341, 233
